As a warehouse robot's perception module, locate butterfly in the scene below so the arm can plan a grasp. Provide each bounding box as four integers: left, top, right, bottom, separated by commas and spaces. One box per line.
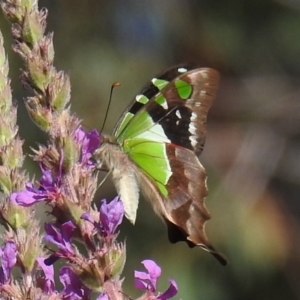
94, 64, 227, 265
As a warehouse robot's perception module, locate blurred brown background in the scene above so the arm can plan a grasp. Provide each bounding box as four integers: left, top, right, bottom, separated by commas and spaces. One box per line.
1, 0, 300, 299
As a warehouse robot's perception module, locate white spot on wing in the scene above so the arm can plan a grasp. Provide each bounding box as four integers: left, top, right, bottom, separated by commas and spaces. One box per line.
175, 110, 182, 119
190, 135, 198, 147
191, 112, 197, 121
176, 120, 179, 126
151, 78, 158, 84
189, 123, 197, 135
178, 67, 187, 73
160, 99, 168, 110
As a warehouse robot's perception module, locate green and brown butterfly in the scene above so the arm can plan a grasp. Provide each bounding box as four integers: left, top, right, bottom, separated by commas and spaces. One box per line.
93, 64, 227, 265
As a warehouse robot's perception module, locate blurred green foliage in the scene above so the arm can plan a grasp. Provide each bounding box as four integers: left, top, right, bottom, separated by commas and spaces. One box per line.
1, 0, 300, 299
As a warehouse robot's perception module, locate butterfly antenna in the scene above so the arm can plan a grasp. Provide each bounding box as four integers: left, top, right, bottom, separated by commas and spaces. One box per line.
97, 169, 112, 190
100, 82, 121, 132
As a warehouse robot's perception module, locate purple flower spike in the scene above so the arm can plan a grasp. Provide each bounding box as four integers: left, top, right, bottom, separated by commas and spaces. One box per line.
0, 241, 17, 284
135, 260, 178, 300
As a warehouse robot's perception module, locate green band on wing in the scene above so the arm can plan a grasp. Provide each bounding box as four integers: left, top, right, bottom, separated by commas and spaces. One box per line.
136, 94, 149, 104
155, 94, 168, 110
115, 112, 134, 138
152, 78, 169, 90
124, 139, 171, 196
175, 79, 192, 100
157, 182, 168, 197
118, 110, 153, 141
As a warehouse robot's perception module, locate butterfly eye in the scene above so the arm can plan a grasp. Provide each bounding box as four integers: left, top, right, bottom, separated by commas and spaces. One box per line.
92, 134, 119, 170
92, 149, 105, 170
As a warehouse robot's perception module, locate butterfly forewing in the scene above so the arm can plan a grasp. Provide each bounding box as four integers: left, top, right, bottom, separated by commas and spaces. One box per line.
113, 64, 199, 138
115, 68, 219, 157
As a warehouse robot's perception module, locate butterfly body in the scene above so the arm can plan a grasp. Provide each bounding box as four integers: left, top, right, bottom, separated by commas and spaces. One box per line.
94, 66, 227, 265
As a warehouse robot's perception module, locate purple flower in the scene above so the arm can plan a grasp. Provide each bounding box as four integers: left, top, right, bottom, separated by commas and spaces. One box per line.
81, 197, 124, 237
11, 167, 61, 207
11, 182, 49, 206
36, 257, 55, 293
43, 221, 76, 265
74, 127, 100, 165
100, 197, 124, 235
0, 241, 17, 284
135, 260, 178, 300
59, 266, 91, 299
96, 293, 109, 300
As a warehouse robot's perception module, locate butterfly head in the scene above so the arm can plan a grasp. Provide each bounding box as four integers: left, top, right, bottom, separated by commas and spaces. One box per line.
92, 134, 118, 171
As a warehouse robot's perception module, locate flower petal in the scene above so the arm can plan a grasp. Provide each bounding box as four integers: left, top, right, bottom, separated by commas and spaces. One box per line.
157, 279, 178, 300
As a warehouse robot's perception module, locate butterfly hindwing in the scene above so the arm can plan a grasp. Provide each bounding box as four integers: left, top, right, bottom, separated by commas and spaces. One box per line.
162, 143, 227, 265
122, 138, 227, 265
